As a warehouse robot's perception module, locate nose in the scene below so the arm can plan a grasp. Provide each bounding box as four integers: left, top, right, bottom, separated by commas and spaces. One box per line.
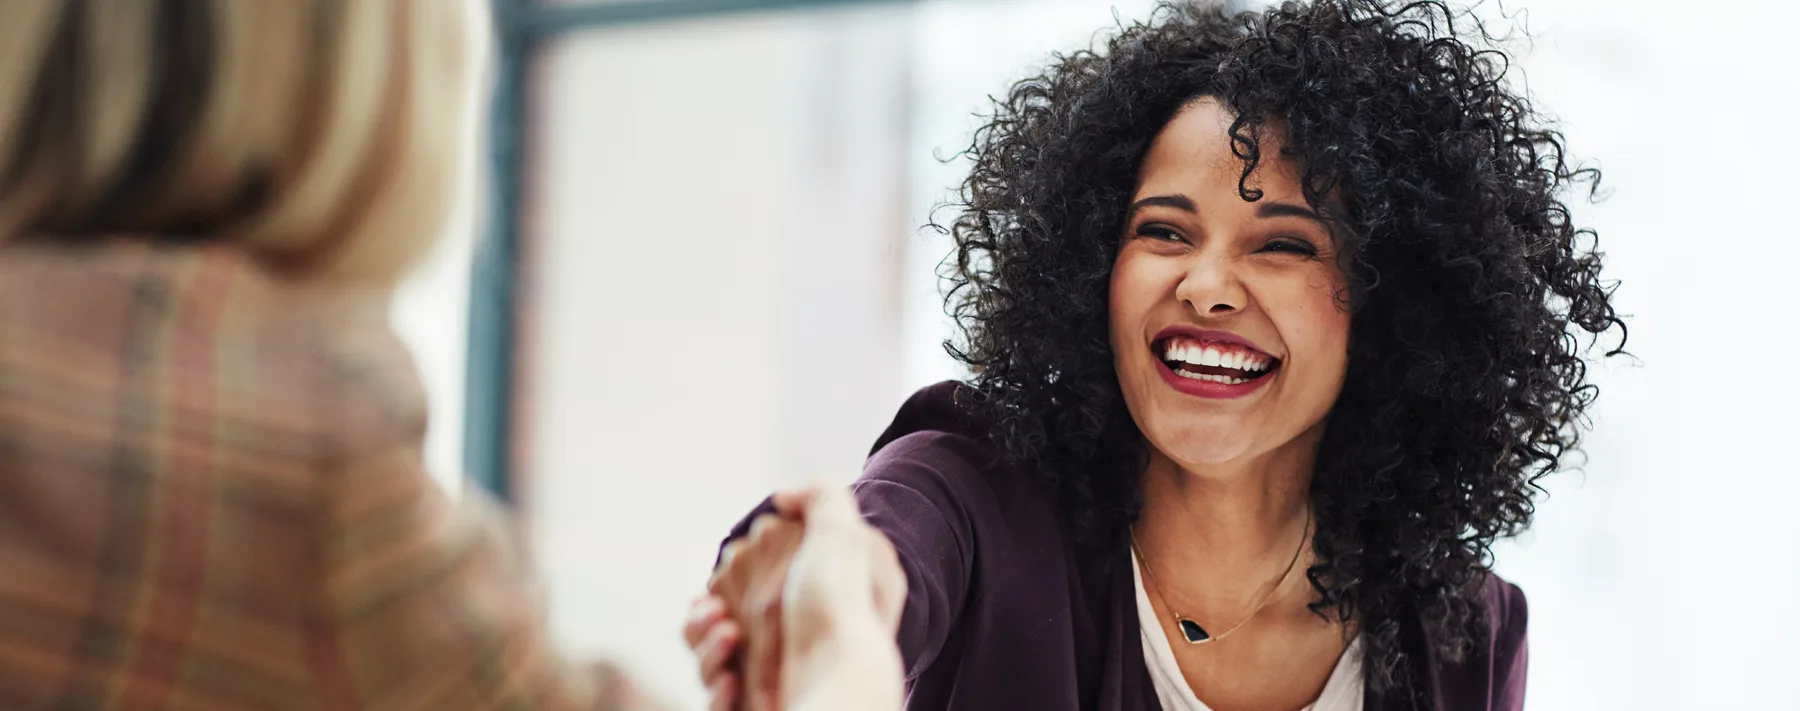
1175, 252, 1247, 316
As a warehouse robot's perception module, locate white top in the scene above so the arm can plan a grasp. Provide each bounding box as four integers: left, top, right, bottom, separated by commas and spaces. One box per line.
1131, 547, 1364, 711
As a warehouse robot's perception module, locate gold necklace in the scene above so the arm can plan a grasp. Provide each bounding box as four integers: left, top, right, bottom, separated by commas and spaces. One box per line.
1130, 509, 1312, 645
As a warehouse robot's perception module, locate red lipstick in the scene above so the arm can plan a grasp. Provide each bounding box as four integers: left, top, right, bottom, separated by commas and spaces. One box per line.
1150, 326, 1279, 400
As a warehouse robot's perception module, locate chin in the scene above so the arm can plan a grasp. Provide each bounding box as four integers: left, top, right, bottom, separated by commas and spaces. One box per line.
1143, 418, 1262, 468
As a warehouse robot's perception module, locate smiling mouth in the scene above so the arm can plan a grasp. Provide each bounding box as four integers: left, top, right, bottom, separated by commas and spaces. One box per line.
1156, 337, 1281, 385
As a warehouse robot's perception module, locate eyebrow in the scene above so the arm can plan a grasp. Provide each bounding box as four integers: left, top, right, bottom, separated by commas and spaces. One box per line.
1127, 194, 1197, 215
1127, 194, 1324, 223
1256, 201, 1323, 221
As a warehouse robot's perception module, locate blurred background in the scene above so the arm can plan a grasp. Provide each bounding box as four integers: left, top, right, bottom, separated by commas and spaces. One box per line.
391, 0, 1800, 708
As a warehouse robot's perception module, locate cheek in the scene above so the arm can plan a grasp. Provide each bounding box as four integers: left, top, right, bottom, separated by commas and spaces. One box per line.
1108, 252, 1154, 348
1281, 270, 1352, 383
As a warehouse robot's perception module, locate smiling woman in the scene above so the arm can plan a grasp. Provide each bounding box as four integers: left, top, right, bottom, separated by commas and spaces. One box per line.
691, 1, 1626, 709
1112, 99, 1352, 474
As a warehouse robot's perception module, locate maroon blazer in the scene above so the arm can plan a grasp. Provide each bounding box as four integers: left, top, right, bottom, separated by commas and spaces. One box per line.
725, 381, 1528, 711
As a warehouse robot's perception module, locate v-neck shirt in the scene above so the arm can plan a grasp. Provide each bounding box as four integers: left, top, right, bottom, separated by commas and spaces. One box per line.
1130, 546, 1364, 711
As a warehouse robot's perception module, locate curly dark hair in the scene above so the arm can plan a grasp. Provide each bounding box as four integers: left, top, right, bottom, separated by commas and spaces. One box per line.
937, 0, 1625, 692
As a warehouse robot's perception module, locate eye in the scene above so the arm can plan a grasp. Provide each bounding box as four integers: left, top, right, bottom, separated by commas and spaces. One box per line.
1258, 238, 1318, 257
1134, 224, 1187, 243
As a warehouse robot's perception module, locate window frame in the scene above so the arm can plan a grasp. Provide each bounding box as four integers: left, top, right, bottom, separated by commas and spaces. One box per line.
465, 0, 910, 498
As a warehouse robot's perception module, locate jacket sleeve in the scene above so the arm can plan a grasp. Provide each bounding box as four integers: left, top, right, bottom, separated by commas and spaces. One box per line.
304, 326, 608, 711
1488, 577, 1530, 711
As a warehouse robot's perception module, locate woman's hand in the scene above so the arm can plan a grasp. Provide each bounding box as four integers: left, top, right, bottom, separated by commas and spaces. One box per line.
683, 484, 907, 711
682, 595, 741, 711
714, 514, 804, 711
688, 513, 802, 711
770, 484, 907, 711
769, 485, 906, 651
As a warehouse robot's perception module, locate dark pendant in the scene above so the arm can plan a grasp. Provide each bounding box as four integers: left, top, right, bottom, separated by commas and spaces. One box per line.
1177, 618, 1211, 644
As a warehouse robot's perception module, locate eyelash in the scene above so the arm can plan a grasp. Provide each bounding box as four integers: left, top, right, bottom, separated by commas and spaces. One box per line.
1135, 225, 1185, 243
1133, 225, 1319, 258
1259, 239, 1318, 257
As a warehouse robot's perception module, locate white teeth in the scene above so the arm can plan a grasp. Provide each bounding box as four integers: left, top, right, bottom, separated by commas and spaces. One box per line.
1171, 369, 1251, 385
1161, 340, 1273, 371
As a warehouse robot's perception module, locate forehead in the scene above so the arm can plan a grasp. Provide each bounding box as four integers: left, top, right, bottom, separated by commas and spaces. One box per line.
1135, 97, 1306, 202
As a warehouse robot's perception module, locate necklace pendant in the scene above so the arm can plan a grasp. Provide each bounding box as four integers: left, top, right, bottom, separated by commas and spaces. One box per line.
1176, 617, 1212, 644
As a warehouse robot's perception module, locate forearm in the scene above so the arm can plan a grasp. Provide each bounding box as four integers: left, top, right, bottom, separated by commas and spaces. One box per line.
320, 451, 601, 711
782, 612, 904, 711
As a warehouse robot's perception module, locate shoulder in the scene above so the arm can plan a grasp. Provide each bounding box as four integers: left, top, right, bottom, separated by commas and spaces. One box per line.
0, 243, 433, 618
1415, 571, 1529, 709
0, 241, 426, 463
1476, 571, 1530, 708
1481, 571, 1529, 651
869, 380, 991, 453
861, 381, 1048, 506
1385, 571, 1530, 709
856, 381, 1066, 547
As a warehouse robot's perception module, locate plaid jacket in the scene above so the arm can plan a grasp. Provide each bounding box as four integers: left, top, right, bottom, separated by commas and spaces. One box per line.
0, 243, 631, 710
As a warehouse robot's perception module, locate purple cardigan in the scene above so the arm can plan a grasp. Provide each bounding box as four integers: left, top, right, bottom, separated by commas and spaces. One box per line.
724, 381, 1528, 711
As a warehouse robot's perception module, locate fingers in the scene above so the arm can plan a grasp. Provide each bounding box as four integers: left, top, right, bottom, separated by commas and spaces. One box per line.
711, 539, 745, 593
689, 596, 745, 711
695, 618, 742, 683
707, 488, 890, 711
707, 513, 806, 711
769, 487, 814, 518
772, 483, 862, 527
746, 521, 803, 711
714, 513, 786, 590
685, 596, 728, 649
748, 512, 783, 539
747, 592, 784, 711
707, 673, 739, 711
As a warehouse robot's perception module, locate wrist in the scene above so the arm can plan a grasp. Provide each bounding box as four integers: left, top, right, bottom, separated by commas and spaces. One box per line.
782, 612, 902, 711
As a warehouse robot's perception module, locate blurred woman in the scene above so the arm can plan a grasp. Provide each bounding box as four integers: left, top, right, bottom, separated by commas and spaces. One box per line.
0, 3, 685, 709
694, 1, 1626, 710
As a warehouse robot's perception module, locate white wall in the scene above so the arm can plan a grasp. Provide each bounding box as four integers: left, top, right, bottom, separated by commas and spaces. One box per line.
518, 9, 912, 708
1478, 1, 1800, 708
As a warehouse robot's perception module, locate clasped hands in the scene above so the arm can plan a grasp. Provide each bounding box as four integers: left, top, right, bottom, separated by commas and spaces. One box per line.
684, 486, 908, 711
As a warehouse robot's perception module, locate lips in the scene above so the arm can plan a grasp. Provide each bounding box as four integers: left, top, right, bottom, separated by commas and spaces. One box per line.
1151, 327, 1280, 399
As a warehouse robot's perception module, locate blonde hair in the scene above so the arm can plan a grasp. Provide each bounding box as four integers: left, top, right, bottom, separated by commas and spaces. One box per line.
0, 0, 486, 285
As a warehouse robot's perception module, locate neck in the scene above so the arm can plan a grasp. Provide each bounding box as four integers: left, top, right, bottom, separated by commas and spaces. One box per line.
1133, 427, 1322, 608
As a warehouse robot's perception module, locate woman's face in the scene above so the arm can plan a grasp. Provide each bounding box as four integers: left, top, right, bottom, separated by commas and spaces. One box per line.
1110, 98, 1351, 470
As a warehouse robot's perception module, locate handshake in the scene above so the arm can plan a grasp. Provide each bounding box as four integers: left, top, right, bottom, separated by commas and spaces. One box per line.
684, 486, 909, 711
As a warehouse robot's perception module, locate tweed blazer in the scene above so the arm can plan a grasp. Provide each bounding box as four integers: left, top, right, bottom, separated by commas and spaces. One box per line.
0, 242, 629, 711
